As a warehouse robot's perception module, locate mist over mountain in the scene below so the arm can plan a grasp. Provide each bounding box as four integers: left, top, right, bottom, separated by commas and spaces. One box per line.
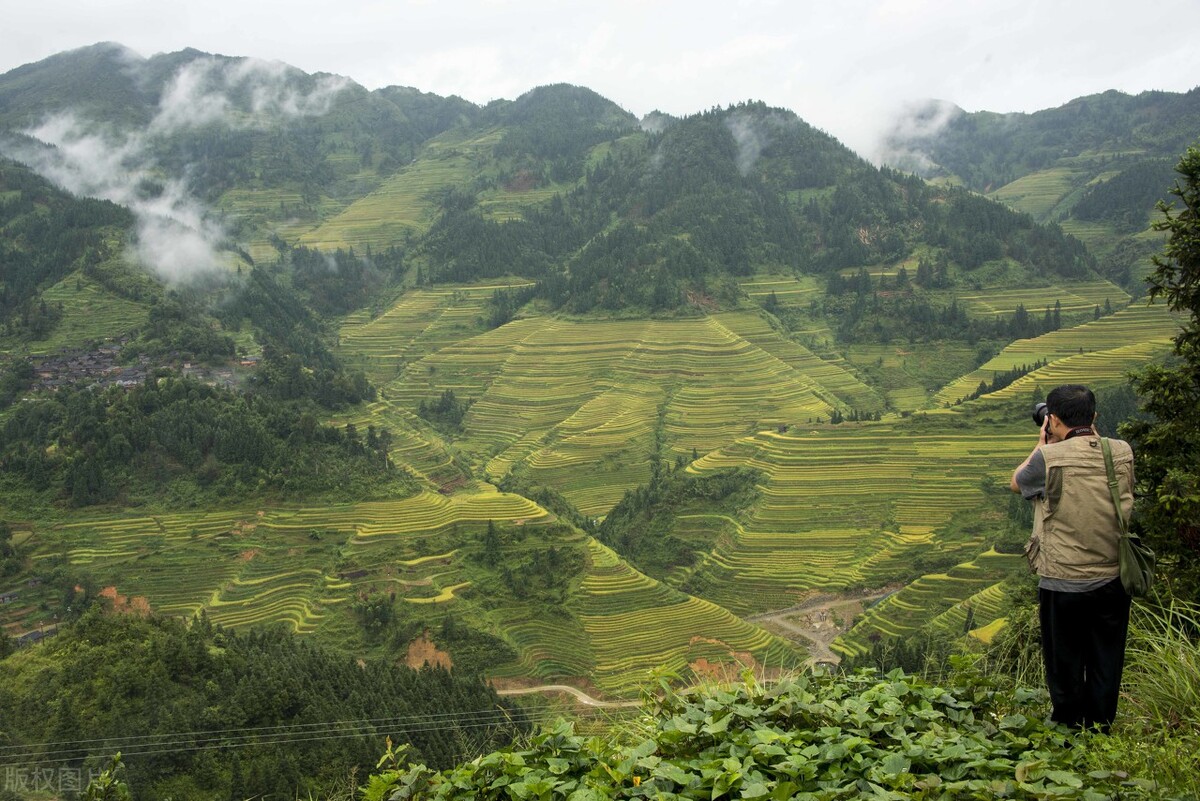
879, 88, 1200, 191
0, 43, 1108, 308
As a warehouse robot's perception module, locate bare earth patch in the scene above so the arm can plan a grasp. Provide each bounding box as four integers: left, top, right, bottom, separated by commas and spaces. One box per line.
98, 586, 152, 617
404, 629, 453, 670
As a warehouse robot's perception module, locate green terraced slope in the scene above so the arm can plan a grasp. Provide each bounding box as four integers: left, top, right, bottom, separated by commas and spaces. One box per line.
955, 280, 1130, 318
833, 549, 1024, 658
27, 488, 549, 629
338, 281, 535, 386
333, 399, 469, 490
297, 129, 504, 251
678, 422, 1031, 614
571, 540, 801, 694
989, 167, 1084, 220
936, 302, 1181, 406
380, 312, 883, 516
11, 272, 149, 355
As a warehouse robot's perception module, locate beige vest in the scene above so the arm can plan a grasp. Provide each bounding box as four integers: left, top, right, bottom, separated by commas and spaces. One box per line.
1025, 436, 1134, 580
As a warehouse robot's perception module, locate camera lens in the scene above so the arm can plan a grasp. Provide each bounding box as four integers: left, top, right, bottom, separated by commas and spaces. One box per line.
1032, 402, 1049, 427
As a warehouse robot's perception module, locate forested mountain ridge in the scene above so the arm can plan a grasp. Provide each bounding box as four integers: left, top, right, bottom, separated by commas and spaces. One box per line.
0, 43, 1101, 311
882, 89, 1200, 193
880, 87, 1200, 291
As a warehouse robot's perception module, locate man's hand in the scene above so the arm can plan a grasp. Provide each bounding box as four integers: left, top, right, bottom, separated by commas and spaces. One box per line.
1013, 420, 1053, 492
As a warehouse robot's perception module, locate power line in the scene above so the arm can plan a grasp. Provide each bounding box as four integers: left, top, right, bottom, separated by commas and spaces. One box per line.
0, 703, 544, 754
0, 702, 628, 771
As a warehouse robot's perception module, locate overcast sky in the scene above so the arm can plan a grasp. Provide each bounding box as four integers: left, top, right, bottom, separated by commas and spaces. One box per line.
3, 0, 1198, 157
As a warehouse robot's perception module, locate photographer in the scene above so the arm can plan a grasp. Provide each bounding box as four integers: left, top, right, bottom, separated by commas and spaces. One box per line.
1009, 384, 1134, 731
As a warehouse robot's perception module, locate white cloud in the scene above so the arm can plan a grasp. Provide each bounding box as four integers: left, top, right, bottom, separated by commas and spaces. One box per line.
1, 0, 1199, 160
2, 55, 352, 282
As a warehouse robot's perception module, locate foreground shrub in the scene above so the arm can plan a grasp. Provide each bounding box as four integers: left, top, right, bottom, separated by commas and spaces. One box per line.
367, 670, 1168, 800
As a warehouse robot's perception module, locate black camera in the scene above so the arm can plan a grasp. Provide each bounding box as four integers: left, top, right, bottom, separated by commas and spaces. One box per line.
1032, 402, 1050, 428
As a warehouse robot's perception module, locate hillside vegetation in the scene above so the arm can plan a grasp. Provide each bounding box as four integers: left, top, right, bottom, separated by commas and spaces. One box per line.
0, 609, 528, 800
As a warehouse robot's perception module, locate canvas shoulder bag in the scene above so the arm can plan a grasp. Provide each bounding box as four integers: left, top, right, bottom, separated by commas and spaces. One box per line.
1101, 437, 1154, 597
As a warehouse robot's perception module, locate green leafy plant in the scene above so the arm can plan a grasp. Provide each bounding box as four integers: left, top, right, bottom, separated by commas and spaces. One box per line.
371, 670, 1172, 800
83, 754, 132, 801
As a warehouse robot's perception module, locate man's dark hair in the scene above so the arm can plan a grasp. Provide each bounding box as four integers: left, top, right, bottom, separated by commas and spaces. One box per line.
1047, 384, 1096, 427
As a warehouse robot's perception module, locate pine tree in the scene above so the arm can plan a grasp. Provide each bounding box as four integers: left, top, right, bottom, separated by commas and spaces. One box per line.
1123, 146, 1200, 599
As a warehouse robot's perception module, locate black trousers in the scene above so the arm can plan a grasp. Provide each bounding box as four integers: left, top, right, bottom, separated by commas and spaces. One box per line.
1038, 577, 1131, 730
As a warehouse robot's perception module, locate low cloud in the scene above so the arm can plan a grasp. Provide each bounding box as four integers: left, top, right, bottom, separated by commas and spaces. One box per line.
872, 99, 963, 174
725, 112, 770, 177
152, 57, 350, 135
7, 114, 226, 284
2, 54, 351, 283
638, 111, 673, 135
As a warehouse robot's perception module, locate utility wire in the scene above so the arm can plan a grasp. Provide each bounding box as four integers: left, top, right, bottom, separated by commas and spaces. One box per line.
0, 703, 550, 754
0, 703, 628, 771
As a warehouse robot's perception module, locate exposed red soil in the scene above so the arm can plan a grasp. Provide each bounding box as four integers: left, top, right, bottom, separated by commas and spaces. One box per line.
98, 586, 152, 617
404, 629, 453, 670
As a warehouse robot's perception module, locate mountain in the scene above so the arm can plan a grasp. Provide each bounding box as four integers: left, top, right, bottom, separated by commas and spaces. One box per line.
0, 44, 1184, 719
880, 87, 1200, 286
882, 89, 1200, 193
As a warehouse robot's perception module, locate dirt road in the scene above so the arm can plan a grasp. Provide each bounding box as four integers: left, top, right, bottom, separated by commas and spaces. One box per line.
494, 589, 896, 707
747, 589, 896, 665
495, 684, 640, 708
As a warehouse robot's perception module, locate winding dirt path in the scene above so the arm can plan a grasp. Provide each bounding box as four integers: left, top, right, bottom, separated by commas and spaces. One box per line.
747, 588, 898, 665
495, 684, 640, 708
494, 589, 898, 707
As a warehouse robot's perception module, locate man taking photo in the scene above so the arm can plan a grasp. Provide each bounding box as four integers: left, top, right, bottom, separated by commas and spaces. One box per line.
1010, 384, 1135, 731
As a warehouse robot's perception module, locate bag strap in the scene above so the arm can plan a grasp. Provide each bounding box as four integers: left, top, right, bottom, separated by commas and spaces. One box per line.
1100, 438, 1129, 536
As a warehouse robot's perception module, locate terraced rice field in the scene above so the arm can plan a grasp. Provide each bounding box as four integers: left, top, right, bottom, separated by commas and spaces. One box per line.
482, 528, 596, 683
19, 273, 148, 355
27, 488, 549, 632
956, 280, 1130, 317
332, 400, 467, 489
680, 423, 1031, 614
936, 302, 1180, 405
298, 130, 503, 251
388, 312, 886, 515
572, 540, 800, 694
739, 274, 824, 306
833, 550, 1023, 658
844, 343, 979, 413
988, 167, 1082, 220
216, 187, 312, 262
1058, 220, 1126, 253
478, 183, 569, 221
338, 282, 535, 385
929, 582, 1010, 640
713, 312, 883, 413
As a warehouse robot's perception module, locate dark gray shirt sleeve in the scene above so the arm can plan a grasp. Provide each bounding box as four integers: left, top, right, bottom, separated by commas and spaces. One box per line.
1015, 449, 1046, 500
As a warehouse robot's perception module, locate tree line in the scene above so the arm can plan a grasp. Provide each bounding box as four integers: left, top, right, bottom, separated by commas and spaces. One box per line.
0, 609, 529, 801
0, 375, 409, 509
421, 104, 1096, 317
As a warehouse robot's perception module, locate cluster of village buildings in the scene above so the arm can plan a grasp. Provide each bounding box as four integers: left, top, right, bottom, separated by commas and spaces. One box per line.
27, 338, 257, 393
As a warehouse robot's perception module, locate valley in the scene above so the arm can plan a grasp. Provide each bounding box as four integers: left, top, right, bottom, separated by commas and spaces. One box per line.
1, 273, 1181, 695
0, 45, 1192, 707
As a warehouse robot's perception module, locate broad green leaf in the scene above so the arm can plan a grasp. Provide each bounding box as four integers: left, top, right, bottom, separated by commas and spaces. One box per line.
998, 713, 1029, 730
878, 753, 910, 776
740, 781, 770, 798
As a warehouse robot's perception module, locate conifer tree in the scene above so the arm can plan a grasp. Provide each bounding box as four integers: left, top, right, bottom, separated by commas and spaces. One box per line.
1123, 146, 1200, 598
